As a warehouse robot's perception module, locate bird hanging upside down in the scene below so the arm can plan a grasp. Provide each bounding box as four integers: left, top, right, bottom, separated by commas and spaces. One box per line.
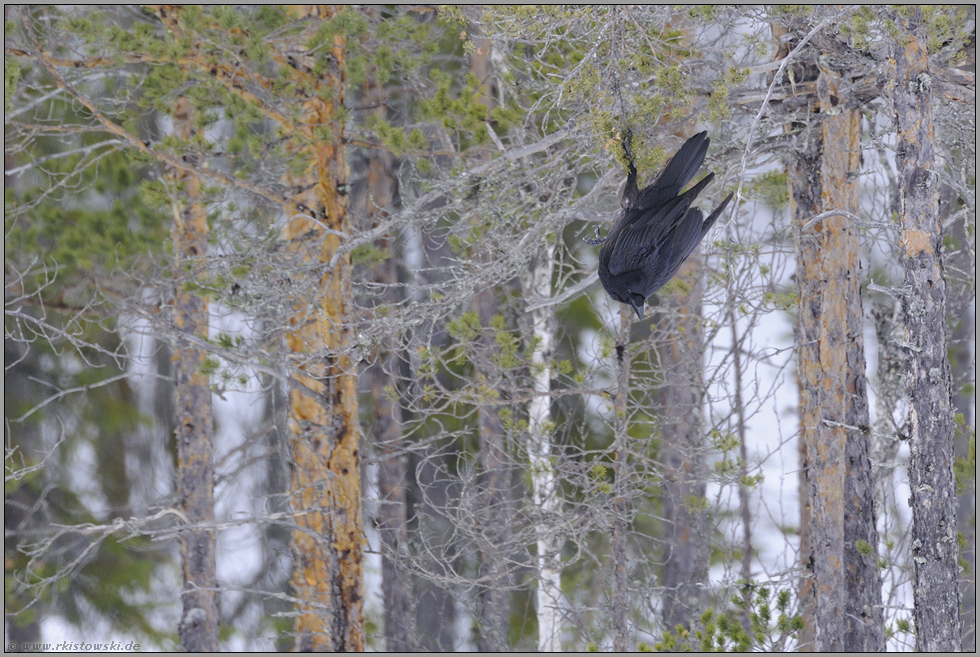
589, 130, 732, 319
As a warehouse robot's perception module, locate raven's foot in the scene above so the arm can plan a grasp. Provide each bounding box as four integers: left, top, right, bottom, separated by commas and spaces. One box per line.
620, 127, 639, 212
584, 225, 606, 246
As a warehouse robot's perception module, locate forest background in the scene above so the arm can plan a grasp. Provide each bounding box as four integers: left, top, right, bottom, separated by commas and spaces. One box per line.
4, 5, 975, 652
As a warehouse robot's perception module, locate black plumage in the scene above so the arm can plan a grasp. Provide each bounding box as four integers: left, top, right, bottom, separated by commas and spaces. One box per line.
592, 131, 732, 319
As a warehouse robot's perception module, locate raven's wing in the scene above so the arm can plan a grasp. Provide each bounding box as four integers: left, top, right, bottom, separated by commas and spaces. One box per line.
603, 195, 691, 277
637, 193, 734, 295
604, 190, 732, 286
604, 171, 714, 278
638, 207, 707, 296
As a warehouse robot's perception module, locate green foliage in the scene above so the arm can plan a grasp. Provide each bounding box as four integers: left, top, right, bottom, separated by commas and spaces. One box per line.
417, 69, 492, 148
499, 407, 529, 435
6, 146, 168, 300
5, 523, 169, 643
350, 241, 390, 267
684, 494, 709, 514
708, 428, 763, 488
839, 6, 877, 51
884, 615, 915, 643
749, 170, 789, 211
921, 5, 972, 53
957, 531, 972, 573
838, 6, 973, 58
686, 6, 720, 23
4, 56, 21, 113
590, 463, 613, 495
655, 585, 804, 651
763, 288, 797, 312
660, 275, 693, 298
199, 357, 221, 376
447, 310, 482, 344
953, 429, 976, 496
768, 6, 814, 20
708, 67, 748, 124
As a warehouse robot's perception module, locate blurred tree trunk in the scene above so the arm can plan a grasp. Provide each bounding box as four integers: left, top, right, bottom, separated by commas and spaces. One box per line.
891, 13, 962, 652
413, 455, 460, 652
170, 97, 219, 652
612, 305, 632, 652
940, 135, 975, 654
651, 13, 713, 632
469, 27, 512, 651
409, 154, 461, 653
3, 9, 41, 641
259, 379, 295, 652
359, 65, 414, 651
790, 66, 883, 652
656, 252, 708, 632
282, 6, 364, 651
473, 284, 511, 651
524, 238, 562, 652
948, 202, 976, 653
368, 341, 413, 651
870, 297, 906, 530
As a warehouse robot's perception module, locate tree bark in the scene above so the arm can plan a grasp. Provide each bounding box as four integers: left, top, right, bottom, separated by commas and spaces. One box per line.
282, 7, 364, 651
170, 96, 219, 653
791, 67, 883, 652
891, 13, 963, 652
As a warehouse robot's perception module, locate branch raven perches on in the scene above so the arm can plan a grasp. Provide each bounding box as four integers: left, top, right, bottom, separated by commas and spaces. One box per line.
590, 130, 732, 319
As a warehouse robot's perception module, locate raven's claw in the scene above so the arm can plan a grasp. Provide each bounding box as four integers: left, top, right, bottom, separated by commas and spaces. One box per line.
584, 225, 606, 246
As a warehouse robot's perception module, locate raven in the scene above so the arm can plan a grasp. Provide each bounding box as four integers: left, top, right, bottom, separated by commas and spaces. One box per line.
590, 131, 732, 320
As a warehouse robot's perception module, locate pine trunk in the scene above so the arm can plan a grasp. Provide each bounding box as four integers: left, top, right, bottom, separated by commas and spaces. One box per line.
170, 97, 219, 653
791, 68, 882, 651
283, 7, 364, 651
891, 15, 962, 652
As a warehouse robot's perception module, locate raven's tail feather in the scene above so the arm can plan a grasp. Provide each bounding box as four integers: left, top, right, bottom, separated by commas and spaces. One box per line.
655, 131, 710, 193
702, 192, 734, 234
680, 171, 714, 204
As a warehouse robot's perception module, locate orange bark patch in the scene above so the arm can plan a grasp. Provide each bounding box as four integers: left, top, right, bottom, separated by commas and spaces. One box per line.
902, 228, 934, 257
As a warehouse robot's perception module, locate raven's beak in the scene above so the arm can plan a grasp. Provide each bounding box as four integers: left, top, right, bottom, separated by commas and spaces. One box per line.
628, 297, 644, 320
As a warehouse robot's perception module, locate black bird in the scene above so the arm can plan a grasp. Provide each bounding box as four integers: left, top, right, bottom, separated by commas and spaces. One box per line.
590, 130, 732, 320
